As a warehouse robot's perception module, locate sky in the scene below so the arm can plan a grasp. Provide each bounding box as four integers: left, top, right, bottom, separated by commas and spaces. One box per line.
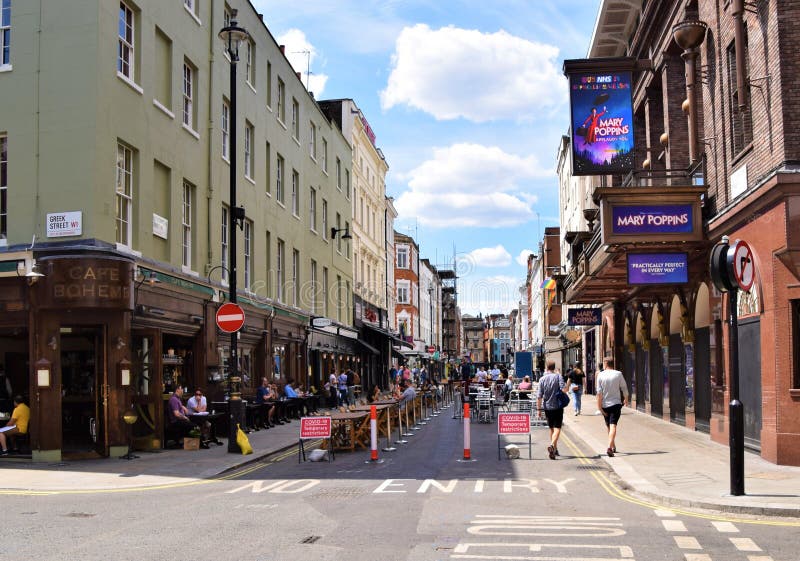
252, 0, 603, 316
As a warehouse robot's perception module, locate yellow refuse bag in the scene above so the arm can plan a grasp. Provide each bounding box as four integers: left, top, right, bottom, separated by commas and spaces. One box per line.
236, 423, 253, 455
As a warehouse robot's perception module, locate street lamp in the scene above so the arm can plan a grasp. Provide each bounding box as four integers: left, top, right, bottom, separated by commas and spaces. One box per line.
219, 11, 250, 453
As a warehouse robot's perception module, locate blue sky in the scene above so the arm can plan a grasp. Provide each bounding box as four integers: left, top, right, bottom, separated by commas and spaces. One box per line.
252, 0, 602, 315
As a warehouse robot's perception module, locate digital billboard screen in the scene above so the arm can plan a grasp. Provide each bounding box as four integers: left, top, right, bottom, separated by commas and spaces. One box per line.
627, 253, 689, 285
568, 70, 635, 176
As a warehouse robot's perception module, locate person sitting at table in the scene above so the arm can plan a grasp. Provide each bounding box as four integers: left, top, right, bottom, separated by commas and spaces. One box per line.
255, 378, 278, 428
167, 387, 204, 448
186, 388, 212, 441
0, 395, 29, 456
517, 375, 533, 399
368, 384, 381, 403
269, 383, 291, 423
399, 380, 416, 410
283, 378, 303, 418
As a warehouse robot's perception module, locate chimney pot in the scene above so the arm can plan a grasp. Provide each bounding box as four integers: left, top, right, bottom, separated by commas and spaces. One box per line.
279, 45, 285, 54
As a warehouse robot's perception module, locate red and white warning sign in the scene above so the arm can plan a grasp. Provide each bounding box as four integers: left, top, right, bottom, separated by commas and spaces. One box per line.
728, 239, 754, 292
216, 302, 245, 333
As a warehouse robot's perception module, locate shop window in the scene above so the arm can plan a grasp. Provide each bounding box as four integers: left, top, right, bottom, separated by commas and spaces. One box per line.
273, 345, 285, 379
793, 301, 800, 389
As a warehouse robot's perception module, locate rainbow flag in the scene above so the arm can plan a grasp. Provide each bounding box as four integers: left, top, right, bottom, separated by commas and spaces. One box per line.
540, 277, 556, 290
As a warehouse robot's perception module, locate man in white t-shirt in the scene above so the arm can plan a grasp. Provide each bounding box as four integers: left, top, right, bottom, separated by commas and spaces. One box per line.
596, 357, 629, 457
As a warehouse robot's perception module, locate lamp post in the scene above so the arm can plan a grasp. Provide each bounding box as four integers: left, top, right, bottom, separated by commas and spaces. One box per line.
219, 11, 250, 453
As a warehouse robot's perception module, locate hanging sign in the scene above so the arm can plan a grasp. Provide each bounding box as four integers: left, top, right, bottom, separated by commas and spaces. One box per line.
628, 253, 688, 285
567, 308, 602, 326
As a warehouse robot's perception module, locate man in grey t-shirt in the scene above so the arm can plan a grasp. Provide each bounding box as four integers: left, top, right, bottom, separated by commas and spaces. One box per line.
596, 357, 629, 457
537, 361, 567, 460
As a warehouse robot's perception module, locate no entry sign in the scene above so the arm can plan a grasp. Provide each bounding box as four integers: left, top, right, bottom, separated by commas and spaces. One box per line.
216, 302, 245, 333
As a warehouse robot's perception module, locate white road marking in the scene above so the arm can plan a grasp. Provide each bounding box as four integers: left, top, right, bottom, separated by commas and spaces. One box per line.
417, 479, 457, 493
473, 479, 485, 493
451, 542, 634, 560
684, 554, 712, 561
662, 520, 687, 532
747, 556, 774, 561
654, 509, 677, 517
730, 538, 762, 552
467, 516, 626, 538
674, 536, 702, 549
711, 521, 739, 533
543, 478, 575, 494
503, 479, 540, 493
226, 480, 288, 494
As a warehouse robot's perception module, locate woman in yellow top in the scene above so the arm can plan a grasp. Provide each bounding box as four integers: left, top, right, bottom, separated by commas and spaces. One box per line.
0, 395, 29, 455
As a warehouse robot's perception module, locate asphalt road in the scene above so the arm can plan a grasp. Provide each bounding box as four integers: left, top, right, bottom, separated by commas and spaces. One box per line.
2, 405, 796, 561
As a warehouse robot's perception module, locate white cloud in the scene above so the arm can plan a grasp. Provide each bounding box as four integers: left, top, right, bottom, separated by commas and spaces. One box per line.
459, 275, 523, 316
515, 249, 535, 267
275, 29, 329, 97
393, 143, 549, 228
461, 245, 512, 268
381, 24, 567, 122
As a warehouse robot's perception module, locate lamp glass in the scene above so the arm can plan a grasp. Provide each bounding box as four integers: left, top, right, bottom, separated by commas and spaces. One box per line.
120, 368, 131, 386
37, 368, 50, 387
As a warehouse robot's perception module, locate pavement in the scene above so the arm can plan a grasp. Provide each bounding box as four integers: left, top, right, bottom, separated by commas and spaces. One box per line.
2, 401, 800, 518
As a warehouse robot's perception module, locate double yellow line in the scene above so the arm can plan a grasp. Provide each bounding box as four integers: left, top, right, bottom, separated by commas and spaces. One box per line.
0, 440, 318, 496
560, 433, 800, 527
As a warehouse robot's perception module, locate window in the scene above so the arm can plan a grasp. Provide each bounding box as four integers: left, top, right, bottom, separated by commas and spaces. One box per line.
336, 158, 342, 190
244, 219, 252, 289
245, 41, 254, 87
335, 212, 342, 253
397, 281, 409, 304
266, 61, 272, 108
322, 267, 329, 316
182, 180, 194, 268
309, 122, 317, 159
265, 230, 271, 297
345, 169, 351, 199
244, 121, 254, 179
345, 221, 351, 259
322, 199, 328, 241
221, 206, 229, 283
277, 239, 285, 303
336, 274, 342, 322
117, 2, 134, 79
277, 78, 285, 122
322, 138, 328, 172
276, 154, 284, 204
291, 99, 299, 139
397, 245, 409, 269
292, 249, 299, 306
0, 135, 7, 241
309, 187, 317, 231
310, 259, 317, 314
727, 34, 753, 157
291, 170, 299, 216
265, 142, 271, 195
221, 99, 230, 160
115, 142, 133, 246
182, 61, 196, 130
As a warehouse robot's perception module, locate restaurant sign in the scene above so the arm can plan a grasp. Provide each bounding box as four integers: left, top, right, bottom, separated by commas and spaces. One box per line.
612, 204, 693, 235
567, 307, 602, 326
628, 253, 688, 285
41, 257, 134, 310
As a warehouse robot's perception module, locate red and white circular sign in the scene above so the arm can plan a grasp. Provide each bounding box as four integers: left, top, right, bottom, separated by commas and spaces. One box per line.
727, 239, 754, 292
216, 302, 245, 333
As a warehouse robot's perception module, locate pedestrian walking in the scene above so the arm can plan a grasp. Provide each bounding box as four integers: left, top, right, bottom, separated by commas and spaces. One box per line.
536, 361, 568, 460
567, 362, 586, 415
596, 357, 629, 457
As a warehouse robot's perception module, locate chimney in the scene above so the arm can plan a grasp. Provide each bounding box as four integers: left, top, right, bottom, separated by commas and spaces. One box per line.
257, 13, 263, 21
279, 45, 285, 54
296, 72, 302, 81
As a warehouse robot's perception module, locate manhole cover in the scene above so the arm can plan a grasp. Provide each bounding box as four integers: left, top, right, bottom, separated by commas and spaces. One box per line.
310, 487, 367, 499
657, 472, 714, 486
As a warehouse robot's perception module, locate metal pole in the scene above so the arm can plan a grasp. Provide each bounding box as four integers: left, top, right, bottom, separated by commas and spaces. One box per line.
728, 288, 745, 495
227, 46, 245, 453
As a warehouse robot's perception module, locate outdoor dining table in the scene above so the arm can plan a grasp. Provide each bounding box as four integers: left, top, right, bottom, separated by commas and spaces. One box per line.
353, 401, 397, 439
320, 411, 370, 452
188, 412, 225, 445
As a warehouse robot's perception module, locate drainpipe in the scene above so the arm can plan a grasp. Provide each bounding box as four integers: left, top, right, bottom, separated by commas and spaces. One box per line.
732, 0, 747, 111
672, 19, 708, 164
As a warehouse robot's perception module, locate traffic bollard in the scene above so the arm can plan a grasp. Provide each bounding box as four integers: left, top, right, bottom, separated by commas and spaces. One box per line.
366, 405, 383, 463
463, 403, 471, 460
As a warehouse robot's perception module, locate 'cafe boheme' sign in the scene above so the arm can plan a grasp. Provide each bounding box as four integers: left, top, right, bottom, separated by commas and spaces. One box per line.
42, 258, 133, 309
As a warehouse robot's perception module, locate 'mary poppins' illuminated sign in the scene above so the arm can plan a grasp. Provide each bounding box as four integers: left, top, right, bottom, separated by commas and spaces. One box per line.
568, 308, 602, 326
612, 204, 693, 235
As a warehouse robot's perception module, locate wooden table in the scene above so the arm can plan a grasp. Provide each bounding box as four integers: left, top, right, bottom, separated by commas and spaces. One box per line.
321, 411, 370, 452
353, 402, 397, 439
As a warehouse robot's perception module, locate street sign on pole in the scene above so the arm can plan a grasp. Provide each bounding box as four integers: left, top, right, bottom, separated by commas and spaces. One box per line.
727, 239, 754, 292
216, 302, 245, 333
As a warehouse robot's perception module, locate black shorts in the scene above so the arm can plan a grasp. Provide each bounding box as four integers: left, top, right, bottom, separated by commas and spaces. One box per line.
602, 404, 623, 426
544, 408, 564, 429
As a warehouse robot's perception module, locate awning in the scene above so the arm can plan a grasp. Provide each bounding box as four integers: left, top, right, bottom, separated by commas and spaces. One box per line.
363, 323, 413, 348
356, 338, 380, 355
391, 347, 405, 359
